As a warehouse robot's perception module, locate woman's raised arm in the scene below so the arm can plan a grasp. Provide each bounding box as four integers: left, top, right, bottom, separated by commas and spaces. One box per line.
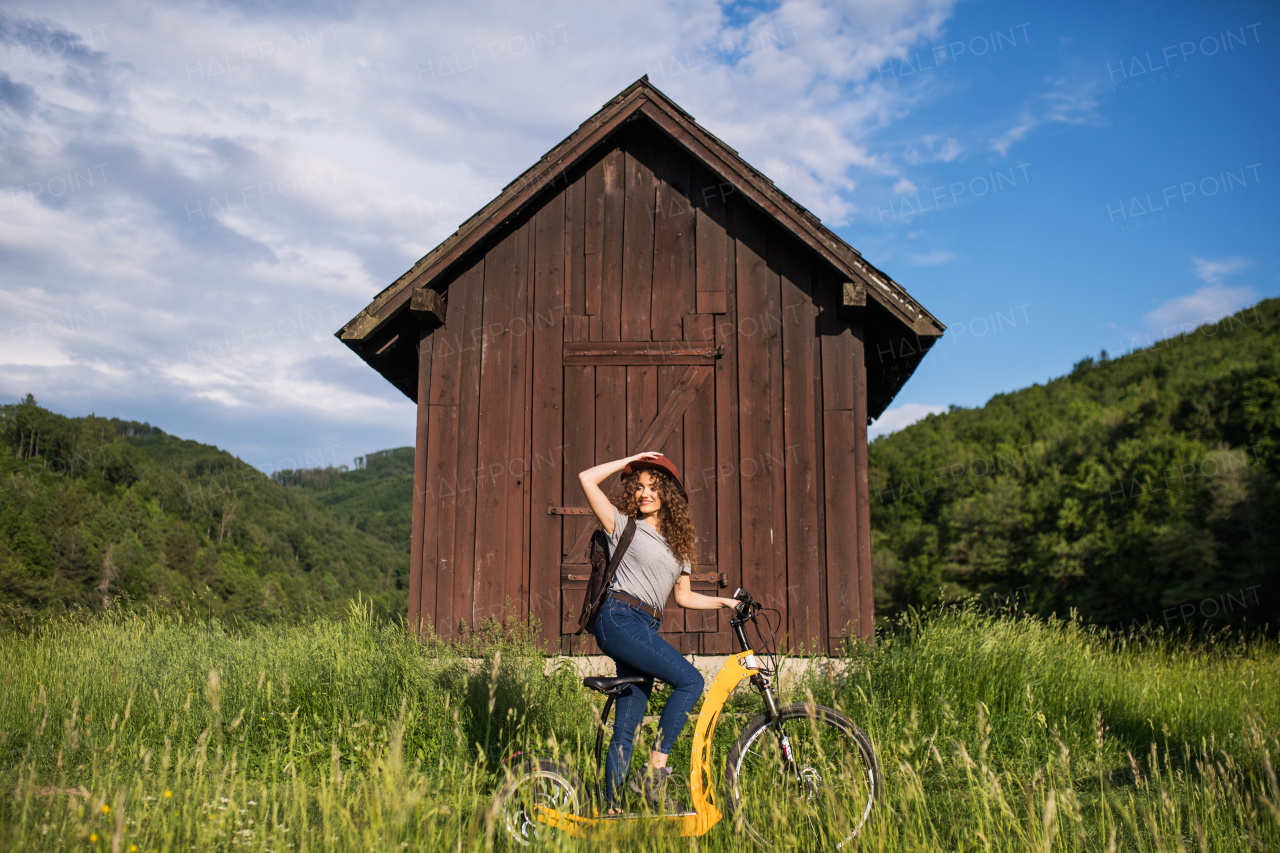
578, 451, 664, 534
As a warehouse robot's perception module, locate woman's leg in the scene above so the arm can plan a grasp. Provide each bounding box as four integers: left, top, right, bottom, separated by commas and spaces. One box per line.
633, 633, 704, 757
596, 600, 705, 762
595, 600, 657, 806
602, 659, 652, 805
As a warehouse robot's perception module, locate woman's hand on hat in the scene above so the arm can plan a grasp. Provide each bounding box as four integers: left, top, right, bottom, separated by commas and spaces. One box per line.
630, 451, 665, 463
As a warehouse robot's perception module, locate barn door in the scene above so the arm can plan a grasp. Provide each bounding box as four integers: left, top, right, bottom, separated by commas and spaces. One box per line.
525, 127, 737, 654
551, 331, 725, 653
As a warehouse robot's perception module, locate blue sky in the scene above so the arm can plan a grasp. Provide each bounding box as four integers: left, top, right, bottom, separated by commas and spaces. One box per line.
0, 0, 1276, 469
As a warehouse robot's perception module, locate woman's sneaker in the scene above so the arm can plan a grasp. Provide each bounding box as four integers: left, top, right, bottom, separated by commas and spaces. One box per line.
628, 766, 682, 812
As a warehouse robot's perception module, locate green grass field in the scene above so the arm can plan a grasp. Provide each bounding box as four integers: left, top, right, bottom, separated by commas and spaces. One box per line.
1, 603, 1276, 851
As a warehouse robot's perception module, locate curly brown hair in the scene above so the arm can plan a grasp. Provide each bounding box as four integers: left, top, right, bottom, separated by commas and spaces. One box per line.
607, 469, 698, 570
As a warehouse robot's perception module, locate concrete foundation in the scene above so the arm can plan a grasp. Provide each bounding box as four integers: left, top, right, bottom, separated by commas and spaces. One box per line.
545, 654, 851, 694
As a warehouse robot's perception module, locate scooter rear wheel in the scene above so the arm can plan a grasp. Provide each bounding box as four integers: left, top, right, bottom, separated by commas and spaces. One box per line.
496, 758, 584, 846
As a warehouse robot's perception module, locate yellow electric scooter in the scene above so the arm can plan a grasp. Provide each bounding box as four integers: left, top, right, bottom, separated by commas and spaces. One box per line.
497, 589, 882, 848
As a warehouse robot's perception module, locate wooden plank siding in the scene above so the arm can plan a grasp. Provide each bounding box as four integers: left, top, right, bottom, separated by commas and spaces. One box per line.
656, 360, 686, 641
507, 219, 533, 624
732, 204, 780, 625
584, 156, 605, 318
654, 137, 698, 646
429, 258, 485, 638
403, 123, 883, 656
408, 331, 431, 637
651, 130, 695, 338
453, 256, 487, 632
620, 126, 656, 343
763, 229, 789, 632
530, 194, 565, 651
704, 169, 741, 655
425, 404, 454, 637
561, 316, 594, 571
682, 313, 718, 635
621, 127, 660, 608
473, 222, 522, 629
599, 147, 624, 342
851, 315, 874, 640
565, 172, 587, 317
818, 263, 862, 648
779, 248, 824, 653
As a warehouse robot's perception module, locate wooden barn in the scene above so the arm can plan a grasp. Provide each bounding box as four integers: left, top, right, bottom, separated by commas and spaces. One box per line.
336, 78, 944, 655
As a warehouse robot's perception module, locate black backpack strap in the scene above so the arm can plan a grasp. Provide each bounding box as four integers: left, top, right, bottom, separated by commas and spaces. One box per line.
603, 517, 637, 590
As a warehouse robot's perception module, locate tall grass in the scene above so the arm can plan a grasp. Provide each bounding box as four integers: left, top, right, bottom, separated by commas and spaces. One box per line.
1, 602, 1276, 851
826, 608, 1280, 850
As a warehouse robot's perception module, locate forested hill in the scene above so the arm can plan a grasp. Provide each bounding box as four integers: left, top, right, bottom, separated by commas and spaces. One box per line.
273, 447, 414, 552
0, 399, 408, 622
870, 297, 1280, 631
6, 298, 1277, 632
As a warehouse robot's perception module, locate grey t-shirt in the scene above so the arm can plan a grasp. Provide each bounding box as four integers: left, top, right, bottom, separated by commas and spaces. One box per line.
607, 506, 691, 613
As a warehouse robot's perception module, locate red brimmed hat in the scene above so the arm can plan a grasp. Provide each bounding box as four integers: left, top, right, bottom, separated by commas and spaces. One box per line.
622, 455, 687, 501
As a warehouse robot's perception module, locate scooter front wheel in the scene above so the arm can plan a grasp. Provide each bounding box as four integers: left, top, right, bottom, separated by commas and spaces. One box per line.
725, 703, 881, 849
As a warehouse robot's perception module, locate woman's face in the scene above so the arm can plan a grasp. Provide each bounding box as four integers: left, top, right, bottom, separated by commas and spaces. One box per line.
634, 471, 663, 517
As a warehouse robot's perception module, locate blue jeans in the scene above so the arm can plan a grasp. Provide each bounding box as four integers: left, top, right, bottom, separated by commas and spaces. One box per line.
593, 596, 704, 804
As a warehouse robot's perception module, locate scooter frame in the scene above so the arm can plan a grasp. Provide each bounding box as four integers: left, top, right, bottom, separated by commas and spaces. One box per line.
534, 647, 767, 837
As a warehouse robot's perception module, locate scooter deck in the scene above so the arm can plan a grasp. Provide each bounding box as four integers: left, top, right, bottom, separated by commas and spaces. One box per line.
537, 806, 707, 836
597, 810, 699, 820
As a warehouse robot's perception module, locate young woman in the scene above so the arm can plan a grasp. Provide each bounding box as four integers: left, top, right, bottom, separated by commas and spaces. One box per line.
578, 451, 737, 811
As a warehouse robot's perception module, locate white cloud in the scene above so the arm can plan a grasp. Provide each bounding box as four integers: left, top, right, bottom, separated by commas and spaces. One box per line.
902, 134, 962, 165
1041, 81, 1102, 126
990, 117, 1036, 155
0, 0, 964, 464
893, 177, 918, 194
1191, 255, 1250, 286
989, 77, 1103, 154
0, 339, 75, 368
1143, 255, 1256, 333
908, 249, 955, 265
934, 137, 962, 162
869, 403, 946, 439
1144, 285, 1257, 334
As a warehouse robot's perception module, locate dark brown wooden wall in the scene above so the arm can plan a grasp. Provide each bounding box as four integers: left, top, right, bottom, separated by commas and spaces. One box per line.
409, 121, 874, 655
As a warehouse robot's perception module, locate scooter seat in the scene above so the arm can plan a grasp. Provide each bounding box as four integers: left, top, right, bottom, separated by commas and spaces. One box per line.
583, 675, 647, 694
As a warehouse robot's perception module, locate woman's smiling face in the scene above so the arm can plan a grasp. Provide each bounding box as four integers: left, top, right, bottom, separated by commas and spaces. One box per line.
634, 471, 662, 516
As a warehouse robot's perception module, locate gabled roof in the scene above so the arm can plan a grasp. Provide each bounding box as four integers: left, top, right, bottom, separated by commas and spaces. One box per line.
336, 77, 943, 412
339, 76, 943, 340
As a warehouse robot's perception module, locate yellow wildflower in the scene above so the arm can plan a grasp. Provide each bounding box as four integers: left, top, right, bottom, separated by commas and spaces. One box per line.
89, 834, 98, 842
101, 804, 110, 814
164, 790, 172, 798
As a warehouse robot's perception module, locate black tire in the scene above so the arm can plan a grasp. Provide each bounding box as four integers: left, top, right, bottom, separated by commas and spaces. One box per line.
725, 703, 881, 849
495, 758, 584, 846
